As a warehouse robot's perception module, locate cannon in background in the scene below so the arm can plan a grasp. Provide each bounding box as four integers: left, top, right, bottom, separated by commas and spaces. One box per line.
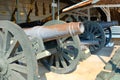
65, 16, 118, 53
0, 20, 85, 80
79, 21, 118, 54
64, 15, 118, 54
18, 20, 118, 54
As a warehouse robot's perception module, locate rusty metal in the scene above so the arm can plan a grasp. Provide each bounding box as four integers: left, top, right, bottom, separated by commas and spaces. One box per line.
24, 22, 84, 42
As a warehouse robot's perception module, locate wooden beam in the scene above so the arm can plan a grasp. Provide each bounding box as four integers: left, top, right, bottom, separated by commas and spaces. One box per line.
62, 0, 93, 12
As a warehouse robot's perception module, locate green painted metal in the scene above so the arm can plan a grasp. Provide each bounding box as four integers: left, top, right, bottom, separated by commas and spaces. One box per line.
0, 21, 39, 80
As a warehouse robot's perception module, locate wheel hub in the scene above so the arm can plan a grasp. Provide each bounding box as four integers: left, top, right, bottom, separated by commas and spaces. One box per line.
0, 58, 8, 75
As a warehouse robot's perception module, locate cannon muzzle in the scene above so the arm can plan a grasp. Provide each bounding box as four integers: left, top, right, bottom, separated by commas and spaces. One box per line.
24, 22, 84, 42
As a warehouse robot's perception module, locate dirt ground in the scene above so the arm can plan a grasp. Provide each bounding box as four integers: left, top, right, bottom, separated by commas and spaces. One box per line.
38, 45, 119, 80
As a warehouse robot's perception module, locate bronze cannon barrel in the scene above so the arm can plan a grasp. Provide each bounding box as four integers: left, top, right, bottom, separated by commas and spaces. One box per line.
24, 22, 84, 42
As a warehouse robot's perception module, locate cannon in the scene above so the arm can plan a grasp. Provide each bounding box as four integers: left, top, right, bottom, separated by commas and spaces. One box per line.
64, 16, 105, 53
0, 20, 85, 80
80, 21, 118, 54
63, 15, 118, 53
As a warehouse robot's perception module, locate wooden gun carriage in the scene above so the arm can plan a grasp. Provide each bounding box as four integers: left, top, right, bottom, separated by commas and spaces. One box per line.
0, 20, 85, 80
0, 19, 118, 80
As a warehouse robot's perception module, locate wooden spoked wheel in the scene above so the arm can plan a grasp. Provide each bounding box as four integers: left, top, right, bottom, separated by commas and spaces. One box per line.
41, 20, 83, 73
41, 35, 83, 74
0, 21, 38, 80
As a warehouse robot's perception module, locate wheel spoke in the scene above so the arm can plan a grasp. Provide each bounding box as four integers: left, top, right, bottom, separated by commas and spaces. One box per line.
89, 46, 96, 52
8, 52, 24, 63
61, 37, 69, 42
89, 25, 94, 33
90, 45, 99, 51
95, 38, 103, 42
49, 55, 54, 65
95, 33, 102, 37
62, 53, 72, 63
0, 31, 3, 51
8, 70, 26, 80
55, 54, 60, 68
5, 39, 18, 59
10, 63, 27, 74
2, 29, 10, 52
62, 48, 74, 56
60, 55, 67, 68
85, 24, 89, 32
92, 28, 98, 34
